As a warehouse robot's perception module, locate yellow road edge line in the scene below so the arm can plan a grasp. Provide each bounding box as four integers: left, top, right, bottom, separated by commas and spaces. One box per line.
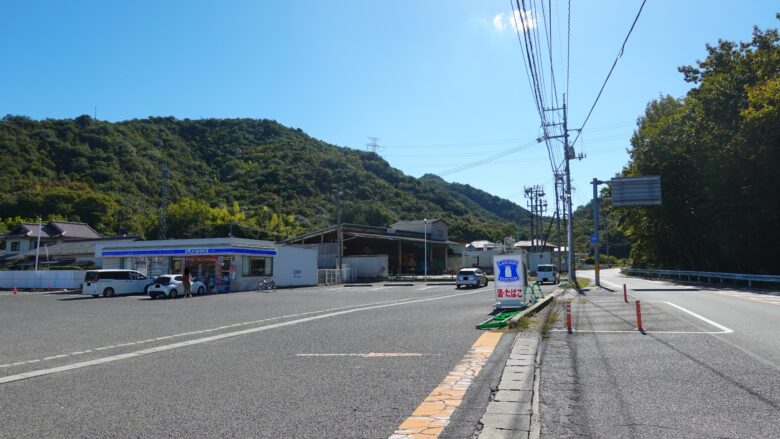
389, 331, 503, 439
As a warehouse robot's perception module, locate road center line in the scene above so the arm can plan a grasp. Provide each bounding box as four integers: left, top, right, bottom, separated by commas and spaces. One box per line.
0, 290, 484, 385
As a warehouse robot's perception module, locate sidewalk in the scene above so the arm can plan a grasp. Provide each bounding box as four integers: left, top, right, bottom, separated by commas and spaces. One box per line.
475, 289, 562, 438
477, 331, 540, 438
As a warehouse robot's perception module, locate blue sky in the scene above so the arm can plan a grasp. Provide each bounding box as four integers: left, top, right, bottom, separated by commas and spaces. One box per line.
2, 1, 778, 210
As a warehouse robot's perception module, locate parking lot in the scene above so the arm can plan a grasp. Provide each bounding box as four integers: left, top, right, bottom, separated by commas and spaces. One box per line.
0, 281, 542, 438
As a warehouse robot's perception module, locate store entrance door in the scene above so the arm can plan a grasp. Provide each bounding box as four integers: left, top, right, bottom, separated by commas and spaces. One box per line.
186, 256, 218, 293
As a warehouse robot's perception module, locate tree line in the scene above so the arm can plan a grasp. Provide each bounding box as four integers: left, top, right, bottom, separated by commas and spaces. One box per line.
616, 17, 780, 274
0, 115, 535, 243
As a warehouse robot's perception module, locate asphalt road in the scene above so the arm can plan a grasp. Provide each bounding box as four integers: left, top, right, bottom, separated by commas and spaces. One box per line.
0, 282, 542, 438
538, 268, 780, 438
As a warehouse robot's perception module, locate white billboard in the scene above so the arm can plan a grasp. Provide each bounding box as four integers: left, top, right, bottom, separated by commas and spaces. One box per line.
493, 254, 526, 308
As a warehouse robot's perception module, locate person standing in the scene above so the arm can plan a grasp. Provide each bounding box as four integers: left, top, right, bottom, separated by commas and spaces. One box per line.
183, 267, 192, 298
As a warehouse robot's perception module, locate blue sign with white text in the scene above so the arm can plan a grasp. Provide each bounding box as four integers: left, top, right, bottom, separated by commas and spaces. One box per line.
496, 259, 520, 282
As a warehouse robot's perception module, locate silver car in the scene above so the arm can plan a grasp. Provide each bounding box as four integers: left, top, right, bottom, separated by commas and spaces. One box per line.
456, 268, 488, 288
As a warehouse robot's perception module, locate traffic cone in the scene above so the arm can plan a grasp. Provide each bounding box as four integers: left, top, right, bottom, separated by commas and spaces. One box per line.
13, 286, 17, 295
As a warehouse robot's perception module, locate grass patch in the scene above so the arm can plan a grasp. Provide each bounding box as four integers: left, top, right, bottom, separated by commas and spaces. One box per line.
559, 277, 590, 289
507, 316, 531, 332
540, 304, 558, 335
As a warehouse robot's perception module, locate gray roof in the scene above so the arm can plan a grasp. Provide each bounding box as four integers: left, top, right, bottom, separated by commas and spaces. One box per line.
2, 221, 103, 240
390, 219, 446, 228
14, 237, 138, 259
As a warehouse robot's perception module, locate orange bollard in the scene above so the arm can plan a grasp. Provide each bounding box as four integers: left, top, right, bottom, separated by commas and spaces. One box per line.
566, 302, 573, 334
623, 284, 628, 303
13, 286, 18, 295
635, 300, 644, 333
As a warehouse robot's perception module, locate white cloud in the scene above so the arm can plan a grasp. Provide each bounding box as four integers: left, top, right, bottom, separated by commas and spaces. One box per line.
492, 13, 507, 32
509, 9, 537, 32
489, 10, 536, 33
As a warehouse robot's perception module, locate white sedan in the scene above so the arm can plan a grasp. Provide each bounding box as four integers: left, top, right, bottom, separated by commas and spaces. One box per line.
148, 274, 206, 299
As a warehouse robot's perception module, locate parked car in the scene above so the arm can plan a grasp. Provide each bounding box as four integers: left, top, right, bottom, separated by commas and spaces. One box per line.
456, 268, 488, 288
82, 269, 152, 297
536, 264, 559, 284
148, 274, 206, 299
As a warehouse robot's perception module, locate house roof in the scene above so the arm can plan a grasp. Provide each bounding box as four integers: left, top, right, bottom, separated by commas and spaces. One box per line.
15, 237, 138, 259
468, 240, 498, 249
390, 219, 446, 228
283, 223, 458, 245
513, 240, 557, 249
1, 221, 103, 240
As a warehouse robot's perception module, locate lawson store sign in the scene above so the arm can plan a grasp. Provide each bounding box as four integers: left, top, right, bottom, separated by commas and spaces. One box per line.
102, 247, 277, 257
493, 254, 526, 308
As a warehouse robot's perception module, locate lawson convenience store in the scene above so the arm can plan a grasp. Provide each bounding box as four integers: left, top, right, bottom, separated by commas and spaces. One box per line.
94, 238, 317, 292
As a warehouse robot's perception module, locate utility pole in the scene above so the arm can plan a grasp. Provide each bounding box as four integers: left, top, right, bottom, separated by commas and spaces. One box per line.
158, 162, 169, 240
539, 95, 577, 287
554, 172, 564, 271
524, 186, 547, 253
591, 178, 606, 287
424, 218, 428, 281
563, 98, 576, 286
335, 190, 343, 273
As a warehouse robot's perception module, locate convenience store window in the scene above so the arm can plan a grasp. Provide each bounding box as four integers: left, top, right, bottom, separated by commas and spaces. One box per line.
243, 256, 273, 276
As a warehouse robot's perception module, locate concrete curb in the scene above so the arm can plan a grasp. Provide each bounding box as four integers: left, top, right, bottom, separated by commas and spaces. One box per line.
507, 288, 563, 325
382, 283, 414, 287
477, 288, 566, 438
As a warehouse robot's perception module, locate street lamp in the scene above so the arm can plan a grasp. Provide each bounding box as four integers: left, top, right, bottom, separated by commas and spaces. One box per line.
34, 217, 42, 290
424, 218, 428, 281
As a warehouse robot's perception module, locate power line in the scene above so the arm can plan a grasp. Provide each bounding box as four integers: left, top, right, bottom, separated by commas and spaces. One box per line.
436, 139, 538, 177
571, 0, 648, 148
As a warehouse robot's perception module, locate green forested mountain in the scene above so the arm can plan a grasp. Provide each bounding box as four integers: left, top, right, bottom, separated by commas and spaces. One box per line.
616, 20, 780, 273
0, 115, 532, 242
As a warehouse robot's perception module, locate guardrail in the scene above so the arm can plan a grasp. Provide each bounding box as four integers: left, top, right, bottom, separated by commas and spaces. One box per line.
621, 268, 780, 288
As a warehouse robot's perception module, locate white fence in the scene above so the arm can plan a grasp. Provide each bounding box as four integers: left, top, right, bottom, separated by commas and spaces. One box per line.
342, 255, 388, 281
0, 270, 86, 289
317, 268, 354, 285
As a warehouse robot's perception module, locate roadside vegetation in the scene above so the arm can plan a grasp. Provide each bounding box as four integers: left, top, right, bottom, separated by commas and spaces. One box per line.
0, 117, 532, 241
616, 17, 779, 274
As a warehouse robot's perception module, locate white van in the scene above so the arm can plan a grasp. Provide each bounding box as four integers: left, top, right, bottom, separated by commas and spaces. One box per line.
536, 264, 559, 284
82, 269, 152, 297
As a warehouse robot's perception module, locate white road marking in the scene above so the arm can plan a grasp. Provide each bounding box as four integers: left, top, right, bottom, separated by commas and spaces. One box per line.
659, 301, 733, 333
0, 290, 483, 385
296, 353, 429, 358
1, 299, 415, 369
551, 329, 730, 334
554, 300, 734, 334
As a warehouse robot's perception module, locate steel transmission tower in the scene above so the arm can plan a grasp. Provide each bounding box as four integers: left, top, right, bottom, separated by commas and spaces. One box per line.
524, 185, 547, 253
365, 137, 383, 154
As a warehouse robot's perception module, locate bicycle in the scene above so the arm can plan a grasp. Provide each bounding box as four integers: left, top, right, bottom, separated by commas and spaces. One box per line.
257, 277, 276, 293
